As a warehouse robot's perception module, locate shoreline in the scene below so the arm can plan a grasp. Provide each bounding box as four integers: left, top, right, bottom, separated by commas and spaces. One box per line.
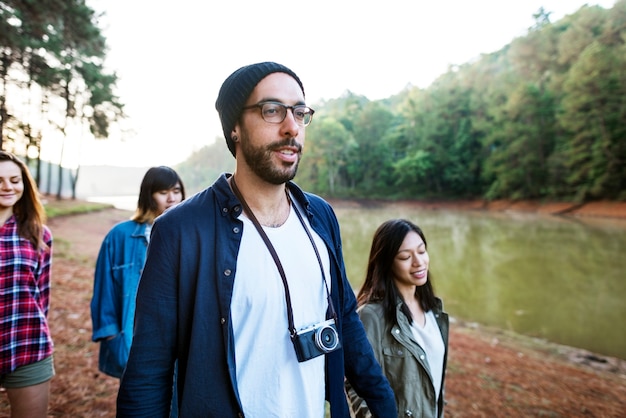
324, 197, 626, 369
325, 198, 626, 220
451, 318, 626, 377
31, 203, 626, 417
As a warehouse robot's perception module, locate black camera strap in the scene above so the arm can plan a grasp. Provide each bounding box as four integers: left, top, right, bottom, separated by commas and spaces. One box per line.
230, 176, 337, 339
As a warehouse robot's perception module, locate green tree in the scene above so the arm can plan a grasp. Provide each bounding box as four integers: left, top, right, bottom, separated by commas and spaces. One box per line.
557, 40, 626, 200
483, 83, 556, 199
297, 116, 355, 196
1, 0, 123, 198
398, 71, 481, 197
345, 101, 395, 194
175, 138, 235, 194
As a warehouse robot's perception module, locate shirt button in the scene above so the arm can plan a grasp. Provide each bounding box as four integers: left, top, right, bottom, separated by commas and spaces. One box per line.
221, 318, 226, 324
222, 207, 228, 213
420, 354, 425, 360
233, 227, 240, 234
224, 269, 232, 276
394, 329, 400, 334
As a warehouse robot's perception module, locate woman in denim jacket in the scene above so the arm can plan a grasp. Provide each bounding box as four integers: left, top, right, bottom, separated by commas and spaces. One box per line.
348, 219, 449, 418
90, 166, 184, 378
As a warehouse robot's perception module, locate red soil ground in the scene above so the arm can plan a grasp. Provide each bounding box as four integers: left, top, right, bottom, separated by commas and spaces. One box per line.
1, 199, 624, 417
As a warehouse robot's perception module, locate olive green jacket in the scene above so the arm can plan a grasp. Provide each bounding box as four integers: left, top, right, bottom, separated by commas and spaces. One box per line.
347, 299, 449, 418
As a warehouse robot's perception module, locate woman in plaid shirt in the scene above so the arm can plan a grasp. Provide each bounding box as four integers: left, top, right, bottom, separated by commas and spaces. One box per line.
0, 151, 54, 418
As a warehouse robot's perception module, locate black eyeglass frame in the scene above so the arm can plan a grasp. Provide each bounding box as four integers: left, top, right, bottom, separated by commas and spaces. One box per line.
242, 101, 315, 126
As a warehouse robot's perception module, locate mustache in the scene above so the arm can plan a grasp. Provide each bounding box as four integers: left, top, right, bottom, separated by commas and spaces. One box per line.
269, 138, 302, 153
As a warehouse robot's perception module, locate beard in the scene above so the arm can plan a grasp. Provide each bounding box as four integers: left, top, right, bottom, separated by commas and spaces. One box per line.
239, 134, 303, 185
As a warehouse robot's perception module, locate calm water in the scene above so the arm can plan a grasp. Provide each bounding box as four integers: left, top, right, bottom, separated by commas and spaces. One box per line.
335, 203, 626, 360
86, 195, 137, 211
90, 195, 626, 359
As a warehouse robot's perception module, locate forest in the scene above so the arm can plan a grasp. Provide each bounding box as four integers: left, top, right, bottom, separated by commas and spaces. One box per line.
300, 2, 626, 202
180, 2, 626, 202
0, 0, 123, 197
2, 1, 625, 203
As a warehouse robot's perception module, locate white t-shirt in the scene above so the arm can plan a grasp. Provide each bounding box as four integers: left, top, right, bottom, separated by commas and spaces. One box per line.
144, 222, 152, 242
410, 310, 445, 401
230, 203, 330, 418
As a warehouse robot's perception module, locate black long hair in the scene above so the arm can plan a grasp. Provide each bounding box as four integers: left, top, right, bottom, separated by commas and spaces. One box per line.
357, 219, 437, 325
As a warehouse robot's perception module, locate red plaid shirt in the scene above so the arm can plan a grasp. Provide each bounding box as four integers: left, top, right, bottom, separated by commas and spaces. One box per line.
0, 215, 53, 374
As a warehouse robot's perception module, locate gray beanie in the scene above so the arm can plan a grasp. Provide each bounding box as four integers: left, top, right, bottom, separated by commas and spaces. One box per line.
215, 62, 305, 156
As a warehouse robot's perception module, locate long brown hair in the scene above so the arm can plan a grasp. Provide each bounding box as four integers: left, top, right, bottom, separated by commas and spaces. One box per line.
0, 151, 48, 250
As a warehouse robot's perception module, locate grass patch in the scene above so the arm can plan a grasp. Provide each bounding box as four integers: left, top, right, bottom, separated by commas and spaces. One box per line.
44, 198, 113, 218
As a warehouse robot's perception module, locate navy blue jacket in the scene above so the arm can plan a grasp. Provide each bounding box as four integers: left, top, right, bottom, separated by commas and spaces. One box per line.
117, 174, 397, 418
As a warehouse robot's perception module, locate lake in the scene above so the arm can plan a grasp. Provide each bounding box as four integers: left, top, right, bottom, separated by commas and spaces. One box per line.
89, 195, 626, 360
335, 202, 626, 360
86, 195, 138, 211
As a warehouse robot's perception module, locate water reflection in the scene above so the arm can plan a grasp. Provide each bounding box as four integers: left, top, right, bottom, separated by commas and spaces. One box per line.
336, 204, 626, 360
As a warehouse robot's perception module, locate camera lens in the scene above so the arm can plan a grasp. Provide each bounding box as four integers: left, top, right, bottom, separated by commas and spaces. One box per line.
315, 325, 339, 352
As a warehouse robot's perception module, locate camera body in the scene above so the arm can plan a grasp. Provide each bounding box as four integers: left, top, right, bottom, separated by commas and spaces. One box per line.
291, 318, 341, 362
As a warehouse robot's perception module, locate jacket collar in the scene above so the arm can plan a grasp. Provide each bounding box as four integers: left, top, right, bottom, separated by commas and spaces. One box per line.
213, 173, 312, 221
131, 221, 148, 239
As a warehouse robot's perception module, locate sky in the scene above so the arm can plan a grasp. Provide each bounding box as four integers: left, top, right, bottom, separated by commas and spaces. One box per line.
63, 0, 616, 168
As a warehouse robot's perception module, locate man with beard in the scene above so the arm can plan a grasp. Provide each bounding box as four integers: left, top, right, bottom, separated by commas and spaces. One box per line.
117, 62, 397, 418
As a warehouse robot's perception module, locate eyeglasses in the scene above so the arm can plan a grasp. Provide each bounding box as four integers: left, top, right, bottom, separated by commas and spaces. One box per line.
242, 101, 315, 126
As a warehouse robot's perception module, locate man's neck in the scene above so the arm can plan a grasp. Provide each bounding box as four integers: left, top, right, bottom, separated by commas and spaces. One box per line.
230, 173, 291, 228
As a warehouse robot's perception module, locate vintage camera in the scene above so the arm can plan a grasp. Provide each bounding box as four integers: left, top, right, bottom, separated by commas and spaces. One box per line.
291, 318, 341, 362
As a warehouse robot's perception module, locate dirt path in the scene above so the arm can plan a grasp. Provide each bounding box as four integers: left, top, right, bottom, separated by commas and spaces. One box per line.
2, 207, 624, 417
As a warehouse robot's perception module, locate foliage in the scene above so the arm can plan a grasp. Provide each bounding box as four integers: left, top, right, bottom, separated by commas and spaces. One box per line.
557, 40, 626, 200
289, 1, 625, 202
3, 2, 625, 204
174, 138, 235, 195
296, 116, 356, 195
0, 0, 124, 198
155, 2, 626, 203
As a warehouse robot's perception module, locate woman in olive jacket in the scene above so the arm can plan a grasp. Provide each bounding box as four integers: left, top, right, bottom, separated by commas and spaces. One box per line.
348, 219, 449, 418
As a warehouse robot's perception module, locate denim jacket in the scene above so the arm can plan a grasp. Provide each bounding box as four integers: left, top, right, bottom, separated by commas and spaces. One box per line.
91, 220, 148, 378
117, 173, 397, 418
